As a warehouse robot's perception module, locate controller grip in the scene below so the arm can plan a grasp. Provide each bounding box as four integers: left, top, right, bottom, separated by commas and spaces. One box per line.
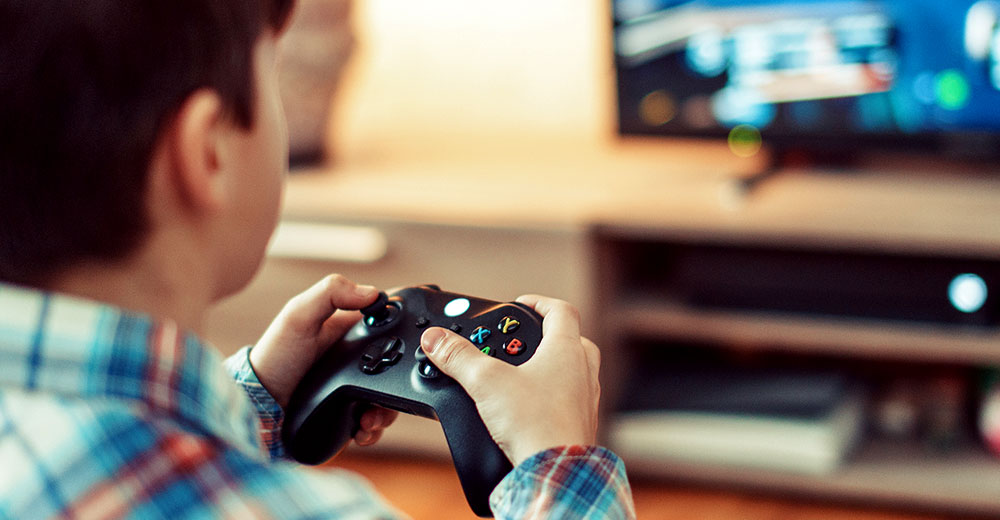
438, 395, 513, 517
284, 390, 361, 465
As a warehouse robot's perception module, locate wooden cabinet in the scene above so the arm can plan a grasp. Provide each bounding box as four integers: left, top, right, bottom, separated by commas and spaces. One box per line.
590, 169, 1000, 517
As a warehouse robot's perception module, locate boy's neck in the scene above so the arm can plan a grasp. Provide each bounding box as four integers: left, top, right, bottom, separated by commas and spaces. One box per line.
44, 245, 215, 334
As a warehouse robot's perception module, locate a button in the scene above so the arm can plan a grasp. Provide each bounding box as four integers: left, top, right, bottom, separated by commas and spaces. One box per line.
417, 361, 440, 379
504, 338, 526, 356
415, 316, 430, 328
479, 346, 496, 357
469, 326, 491, 345
444, 298, 471, 317
449, 323, 463, 334
360, 337, 404, 374
498, 316, 521, 334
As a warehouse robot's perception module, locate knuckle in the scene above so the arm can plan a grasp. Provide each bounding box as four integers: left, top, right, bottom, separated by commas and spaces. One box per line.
321, 273, 350, 291
280, 295, 311, 323
583, 338, 600, 362
554, 300, 581, 322
284, 292, 306, 310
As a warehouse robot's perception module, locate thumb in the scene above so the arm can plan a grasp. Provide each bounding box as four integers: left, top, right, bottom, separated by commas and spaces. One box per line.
420, 327, 505, 396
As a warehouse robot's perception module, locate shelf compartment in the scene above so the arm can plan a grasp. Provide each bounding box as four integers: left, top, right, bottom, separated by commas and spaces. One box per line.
615, 438, 1000, 517
608, 298, 1000, 365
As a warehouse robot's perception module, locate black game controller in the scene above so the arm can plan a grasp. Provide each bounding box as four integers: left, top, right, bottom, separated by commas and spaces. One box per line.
283, 285, 543, 517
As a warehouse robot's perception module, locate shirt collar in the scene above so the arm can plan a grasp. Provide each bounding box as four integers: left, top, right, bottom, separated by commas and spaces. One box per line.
0, 282, 263, 457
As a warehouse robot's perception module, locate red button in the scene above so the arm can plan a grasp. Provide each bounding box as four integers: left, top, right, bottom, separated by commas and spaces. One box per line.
504, 339, 525, 356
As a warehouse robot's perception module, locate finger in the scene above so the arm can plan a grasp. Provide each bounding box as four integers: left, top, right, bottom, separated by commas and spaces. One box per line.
515, 294, 581, 340
283, 274, 379, 330
358, 406, 399, 433
379, 408, 399, 429
317, 309, 365, 346
420, 327, 508, 398
355, 429, 382, 447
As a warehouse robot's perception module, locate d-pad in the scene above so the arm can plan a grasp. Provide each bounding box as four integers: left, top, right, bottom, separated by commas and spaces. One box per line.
360, 337, 404, 374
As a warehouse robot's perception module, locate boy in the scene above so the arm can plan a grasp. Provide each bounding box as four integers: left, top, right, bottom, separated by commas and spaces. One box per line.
0, 0, 635, 518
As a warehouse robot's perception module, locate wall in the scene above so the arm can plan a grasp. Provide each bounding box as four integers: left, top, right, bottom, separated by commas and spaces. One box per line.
333, 0, 616, 161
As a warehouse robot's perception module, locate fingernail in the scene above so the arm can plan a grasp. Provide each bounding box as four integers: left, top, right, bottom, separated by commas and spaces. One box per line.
355, 284, 377, 297
421, 328, 446, 354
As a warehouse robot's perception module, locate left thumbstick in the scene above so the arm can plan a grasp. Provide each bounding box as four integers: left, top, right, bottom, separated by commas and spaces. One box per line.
361, 291, 390, 321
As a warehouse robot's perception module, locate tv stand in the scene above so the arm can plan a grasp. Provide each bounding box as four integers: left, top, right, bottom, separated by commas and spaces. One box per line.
591, 163, 1000, 517
720, 146, 870, 206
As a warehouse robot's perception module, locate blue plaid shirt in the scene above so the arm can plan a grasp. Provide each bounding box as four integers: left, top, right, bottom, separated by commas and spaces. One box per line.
0, 283, 635, 519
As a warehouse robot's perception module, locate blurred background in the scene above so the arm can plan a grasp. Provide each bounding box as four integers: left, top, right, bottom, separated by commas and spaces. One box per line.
206, 1, 1000, 518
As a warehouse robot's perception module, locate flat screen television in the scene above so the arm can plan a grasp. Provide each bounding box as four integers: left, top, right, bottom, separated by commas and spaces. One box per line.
613, 0, 1000, 161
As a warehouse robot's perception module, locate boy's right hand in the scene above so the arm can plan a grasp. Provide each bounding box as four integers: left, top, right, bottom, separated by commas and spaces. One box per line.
419, 295, 601, 466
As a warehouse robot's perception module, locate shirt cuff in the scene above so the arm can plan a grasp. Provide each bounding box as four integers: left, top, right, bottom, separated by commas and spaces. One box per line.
489, 445, 636, 520
223, 345, 287, 460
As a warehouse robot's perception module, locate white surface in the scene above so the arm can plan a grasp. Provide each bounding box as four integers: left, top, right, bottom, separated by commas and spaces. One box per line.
267, 221, 388, 263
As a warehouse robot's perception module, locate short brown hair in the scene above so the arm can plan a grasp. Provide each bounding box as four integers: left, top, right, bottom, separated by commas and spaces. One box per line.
0, 0, 295, 285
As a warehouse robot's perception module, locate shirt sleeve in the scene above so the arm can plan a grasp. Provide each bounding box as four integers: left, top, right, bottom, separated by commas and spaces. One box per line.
489, 445, 637, 520
223, 345, 288, 460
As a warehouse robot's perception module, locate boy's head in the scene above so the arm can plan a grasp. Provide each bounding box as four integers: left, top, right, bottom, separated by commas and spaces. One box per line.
0, 0, 296, 292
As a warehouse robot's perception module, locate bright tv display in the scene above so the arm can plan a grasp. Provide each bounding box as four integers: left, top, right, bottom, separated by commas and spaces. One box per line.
613, 0, 1000, 156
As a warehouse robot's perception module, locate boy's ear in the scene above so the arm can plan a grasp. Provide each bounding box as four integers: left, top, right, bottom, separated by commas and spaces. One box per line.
163, 89, 228, 212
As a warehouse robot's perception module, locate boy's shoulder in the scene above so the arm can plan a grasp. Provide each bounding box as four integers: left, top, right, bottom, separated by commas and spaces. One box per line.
0, 390, 396, 519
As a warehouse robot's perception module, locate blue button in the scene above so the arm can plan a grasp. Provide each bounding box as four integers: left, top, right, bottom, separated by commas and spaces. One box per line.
470, 326, 491, 345
444, 297, 471, 317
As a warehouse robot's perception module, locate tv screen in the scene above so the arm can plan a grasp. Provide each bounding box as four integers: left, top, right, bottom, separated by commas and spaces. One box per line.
613, 0, 1000, 157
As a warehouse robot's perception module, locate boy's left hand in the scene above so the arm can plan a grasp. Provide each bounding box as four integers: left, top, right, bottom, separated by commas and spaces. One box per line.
249, 274, 398, 446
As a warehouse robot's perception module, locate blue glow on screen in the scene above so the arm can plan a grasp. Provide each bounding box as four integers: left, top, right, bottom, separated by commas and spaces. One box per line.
614, 0, 1000, 135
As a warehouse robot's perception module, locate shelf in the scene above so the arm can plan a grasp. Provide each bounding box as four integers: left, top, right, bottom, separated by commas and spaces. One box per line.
616, 438, 1000, 517
609, 298, 1000, 365
591, 168, 1000, 519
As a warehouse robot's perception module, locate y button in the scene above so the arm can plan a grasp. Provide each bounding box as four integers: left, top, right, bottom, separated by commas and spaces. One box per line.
498, 316, 521, 334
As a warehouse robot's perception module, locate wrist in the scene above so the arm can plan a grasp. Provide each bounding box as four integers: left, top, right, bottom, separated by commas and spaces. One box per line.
248, 344, 298, 409
509, 431, 594, 466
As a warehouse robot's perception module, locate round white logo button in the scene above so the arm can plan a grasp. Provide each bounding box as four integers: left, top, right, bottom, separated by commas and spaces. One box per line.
444, 297, 471, 317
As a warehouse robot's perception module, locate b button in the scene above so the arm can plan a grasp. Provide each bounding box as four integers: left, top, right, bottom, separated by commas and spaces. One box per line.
504, 338, 525, 356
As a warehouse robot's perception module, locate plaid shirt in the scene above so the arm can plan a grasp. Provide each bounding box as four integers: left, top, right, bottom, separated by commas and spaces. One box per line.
0, 283, 635, 519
